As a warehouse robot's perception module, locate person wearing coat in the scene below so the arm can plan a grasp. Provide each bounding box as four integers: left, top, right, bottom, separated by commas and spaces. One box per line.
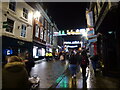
80, 50, 89, 79
69, 51, 80, 78
2, 56, 30, 89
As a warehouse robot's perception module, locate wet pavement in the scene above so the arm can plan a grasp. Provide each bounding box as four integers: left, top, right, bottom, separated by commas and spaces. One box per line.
30, 59, 68, 88
55, 60, 120, 89
30, 59, 120, 89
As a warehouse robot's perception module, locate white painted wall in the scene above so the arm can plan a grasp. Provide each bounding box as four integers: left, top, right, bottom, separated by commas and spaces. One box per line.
2, 1, 34, 42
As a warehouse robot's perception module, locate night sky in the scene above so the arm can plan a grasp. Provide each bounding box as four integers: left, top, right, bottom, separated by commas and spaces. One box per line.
43, 2, 89, 30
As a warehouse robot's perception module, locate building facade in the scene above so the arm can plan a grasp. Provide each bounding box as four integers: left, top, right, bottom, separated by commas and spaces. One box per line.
88, 1, 120, 77
2, 0, 34, 62
27, 2, 59, 60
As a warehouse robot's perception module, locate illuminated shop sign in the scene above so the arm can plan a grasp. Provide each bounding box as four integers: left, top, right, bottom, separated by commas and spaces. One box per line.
58, 30, 66, 36
64, 41, 80, 44
67, 45, 78, 48
67, 29, 81, 35
86, 28, 94, 37
4, 49, 13, 55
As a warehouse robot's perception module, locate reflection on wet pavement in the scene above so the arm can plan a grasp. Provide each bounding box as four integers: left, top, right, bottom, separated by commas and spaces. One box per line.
30, 59, 120, 89
56, 60, 120, 89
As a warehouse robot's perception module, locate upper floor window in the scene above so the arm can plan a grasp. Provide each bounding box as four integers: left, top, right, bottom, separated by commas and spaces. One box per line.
35, 24, 40, 38
9, 0, 16, 11
23, 8, 28, 19
21, 24, 26, 37
6, 18, 14, 33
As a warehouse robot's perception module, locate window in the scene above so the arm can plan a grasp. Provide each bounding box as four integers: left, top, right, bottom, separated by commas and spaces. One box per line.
6, 18, 14, 33
9, 0, 16, 11
35, 24, 40, 38
40, 27, 43, 40
44, 30, 46, 41
21, 24, 26, 37
23, 8, 28, 19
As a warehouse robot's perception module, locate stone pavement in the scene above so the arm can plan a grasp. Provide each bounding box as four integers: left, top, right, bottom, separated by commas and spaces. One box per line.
30, 60, 69, 88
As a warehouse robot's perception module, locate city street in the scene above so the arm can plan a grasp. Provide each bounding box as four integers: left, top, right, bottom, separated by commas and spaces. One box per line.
1, 1, 120, 89
30, 59, 120, 89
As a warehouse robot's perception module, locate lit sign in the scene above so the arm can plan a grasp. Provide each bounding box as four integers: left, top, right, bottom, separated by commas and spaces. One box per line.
64, 41, 80, 44
87, 28, 95, 37
67, 29, 81, 35
53, 32, 59, 36
58, 30, 67, 36
4, 49, 13, 55
67, 45, 78, 48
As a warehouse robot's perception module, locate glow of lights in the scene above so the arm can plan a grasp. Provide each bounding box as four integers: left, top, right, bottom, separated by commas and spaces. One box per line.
76, 29, 80, 32
34, 11, 41, 19
41, 48, 45, 56
64, 41, 80, 44
33, 46, 38, 58
86, 28, 90, 31
82, 32, 87, 37
108, 31, 113, 34
67, 45, 78, 48
80, 28, 86, 34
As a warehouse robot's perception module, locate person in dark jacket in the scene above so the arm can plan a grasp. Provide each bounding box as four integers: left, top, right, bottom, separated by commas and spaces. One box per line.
80, 50, 89, 79
24, 53, 35, 76
69, 51, 80, 78
2, 56, 30, 89
90, 54, 99, 75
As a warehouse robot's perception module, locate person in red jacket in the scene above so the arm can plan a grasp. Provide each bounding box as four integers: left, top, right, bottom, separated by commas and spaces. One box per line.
80, 50, 89, 80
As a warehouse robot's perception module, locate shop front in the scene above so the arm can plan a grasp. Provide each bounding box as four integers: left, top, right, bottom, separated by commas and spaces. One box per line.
2, 36, 33, 64
33, 42, 46, 60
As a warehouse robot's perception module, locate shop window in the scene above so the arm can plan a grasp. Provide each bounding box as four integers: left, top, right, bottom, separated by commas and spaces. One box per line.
23, 8, 28, 19
6, 18, 14, 33
21, 24, 26, 37
9, 0, 16, 11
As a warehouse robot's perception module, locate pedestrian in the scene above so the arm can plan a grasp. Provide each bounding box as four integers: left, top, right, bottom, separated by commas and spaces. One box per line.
2, 56, 30, 89
90, 53, 99, 75
24, 52, 35, 76
75, 51, 82, 73
80, 50, 89, 80
69, 51, 79, 78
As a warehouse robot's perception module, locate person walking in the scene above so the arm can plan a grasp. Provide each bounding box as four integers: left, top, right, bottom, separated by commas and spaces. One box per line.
90, 54, 99, 75
2, 56, 30, 89
69, 51, 79, 78
80, 50, 89, 80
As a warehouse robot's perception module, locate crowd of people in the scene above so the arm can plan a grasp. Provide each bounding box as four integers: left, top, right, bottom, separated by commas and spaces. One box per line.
58, 48, 99, 79
2, 48, 99, 89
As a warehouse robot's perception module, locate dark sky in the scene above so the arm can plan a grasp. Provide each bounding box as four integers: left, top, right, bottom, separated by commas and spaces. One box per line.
43, 2, 89, 30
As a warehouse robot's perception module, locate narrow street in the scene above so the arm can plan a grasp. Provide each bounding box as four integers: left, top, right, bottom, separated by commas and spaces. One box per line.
1, 1, 120, 89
